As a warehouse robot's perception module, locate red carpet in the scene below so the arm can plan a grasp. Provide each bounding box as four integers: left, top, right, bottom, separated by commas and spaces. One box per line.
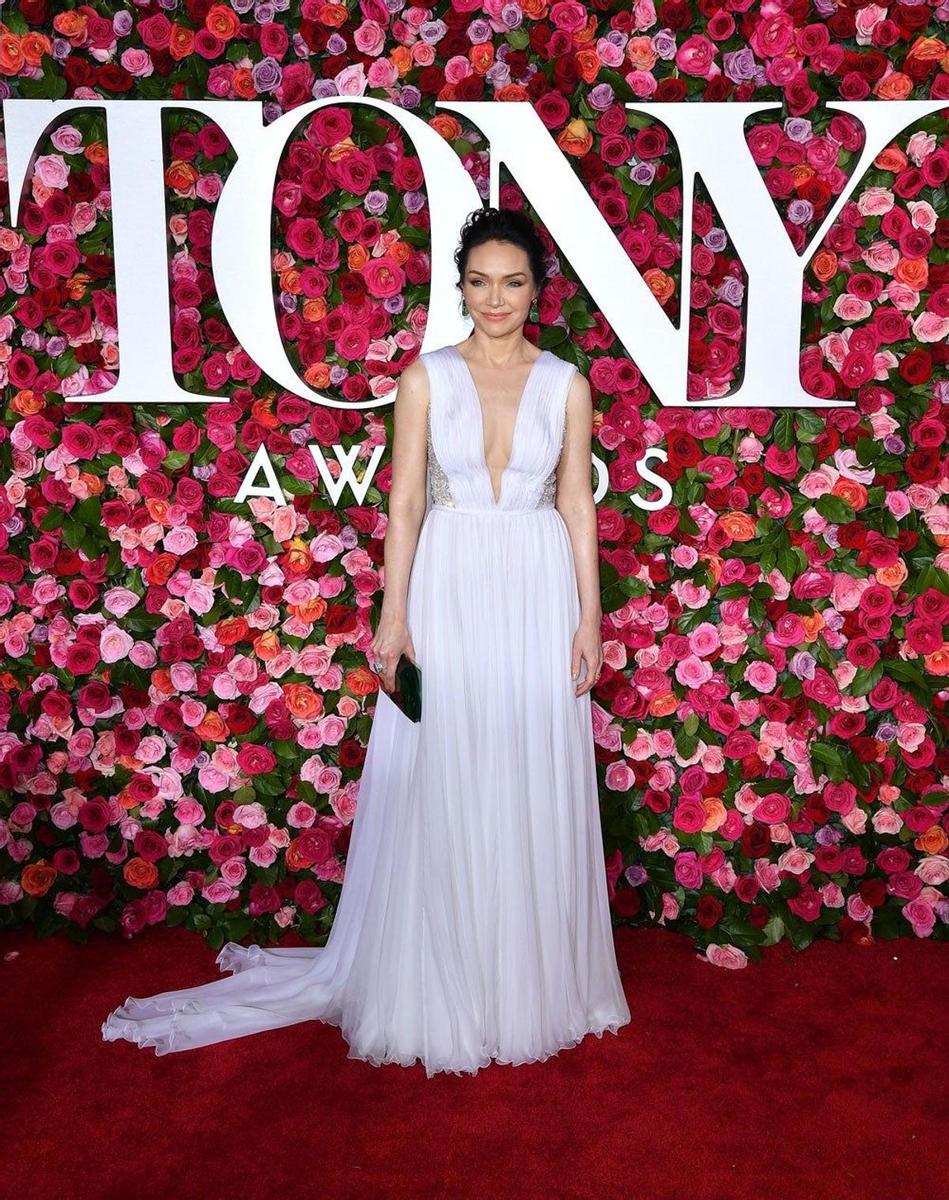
3, 923, 945, 1200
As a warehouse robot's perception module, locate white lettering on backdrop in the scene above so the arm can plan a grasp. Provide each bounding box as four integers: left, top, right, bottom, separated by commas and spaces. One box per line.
4, 98, 943, 507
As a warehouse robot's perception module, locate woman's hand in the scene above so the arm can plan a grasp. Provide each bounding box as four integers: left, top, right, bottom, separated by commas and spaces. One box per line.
571, 619, 603, 697
370, 614, 416, 694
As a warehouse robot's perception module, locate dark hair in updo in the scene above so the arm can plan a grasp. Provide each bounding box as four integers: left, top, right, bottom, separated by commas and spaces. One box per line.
454, 206, 548, 304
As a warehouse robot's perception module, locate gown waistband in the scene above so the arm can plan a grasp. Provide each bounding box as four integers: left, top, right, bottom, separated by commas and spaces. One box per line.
431, 503, 556, 516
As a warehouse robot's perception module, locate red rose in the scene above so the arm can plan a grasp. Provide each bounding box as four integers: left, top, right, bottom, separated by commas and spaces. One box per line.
236, 744, 278, 776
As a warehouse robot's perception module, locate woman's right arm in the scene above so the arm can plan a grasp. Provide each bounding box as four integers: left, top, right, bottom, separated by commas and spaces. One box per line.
371, 358, 429, 693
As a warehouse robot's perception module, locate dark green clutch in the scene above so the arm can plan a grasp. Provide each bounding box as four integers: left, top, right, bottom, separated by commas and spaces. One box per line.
390, 652, 422, 722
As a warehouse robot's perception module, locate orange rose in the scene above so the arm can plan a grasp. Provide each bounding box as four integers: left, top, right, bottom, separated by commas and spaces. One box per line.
251, 394, 281, 430
11, 389, 45, 416
86, 140, 109, 167
234, 66, 257, 99
123, 857, 159, 890
801, 612, 825, 643
117, 788, 140, 810
20, 32, 52, 66
924, 647, 949, 675
894, 257, 928, 290
64, 272, 91, 303
150, 667, 176, 696
643, 267, 675, 306
0, 32, 24, 75
718, 512, 757, 541
811, 249, 838, 283
556, 118, 593, 158
348, 665, 380, 697
471, 42, 494, 75
627, 37, 658, 70
302, 298, 328, 324
216, 616, 249, 645
319, 4, 349, 28
915, 825, 948, 854
874, 146, 906, 172
348, 243, 370, 271
430, 115, 463, 142
701, 553, 723, 587
283, 683, 323, 721
875, 560, 908, 589
253, 630, 281, 661
197, 710, 228, 741
282, 539, 312, 574
22, 861, 57, 897
205, 4, 240, 38
285, 838, 310, 873
874, 71, 913, 100
52, 11, 87, 40
290, 598, 326, 624
392, 46, 412, 77
495, 84, 530, 102
575, 47, 601, 84
389, 240, 411, 266
906, 36, 945, 63
143, 552, 177, 586
80, 472, 105, 497
145, 497, 170, 524
165, 160, 199, 195
303, 361, 331, 390
575, 14, 596, 44
831, 478, 867, 511
278, 265, 302, 295
328, 137, 357, 164
649, 691, 678, 718
169, 25, 195, 61
702, 797, 727, 832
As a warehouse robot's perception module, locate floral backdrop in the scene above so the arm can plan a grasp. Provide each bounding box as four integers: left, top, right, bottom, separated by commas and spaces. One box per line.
0, 1, 947, 968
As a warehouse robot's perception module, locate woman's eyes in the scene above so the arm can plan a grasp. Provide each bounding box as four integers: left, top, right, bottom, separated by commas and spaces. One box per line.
470, 280, 523, 286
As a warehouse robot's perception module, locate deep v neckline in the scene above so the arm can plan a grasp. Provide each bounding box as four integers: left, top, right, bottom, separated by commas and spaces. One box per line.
449, 343, 546, 507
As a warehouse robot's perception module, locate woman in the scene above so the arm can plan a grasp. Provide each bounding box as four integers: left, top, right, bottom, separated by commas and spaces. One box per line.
102, 206, 631, 1076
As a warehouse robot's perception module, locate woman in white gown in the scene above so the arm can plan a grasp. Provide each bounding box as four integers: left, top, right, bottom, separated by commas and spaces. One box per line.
102, 206, 631, 1076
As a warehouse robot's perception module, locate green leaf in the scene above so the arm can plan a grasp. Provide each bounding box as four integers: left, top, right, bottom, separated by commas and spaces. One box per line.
850, 662, 884, 696
17, 55, 68, 100
773, 411, 795, 451
814, 494, 855, 525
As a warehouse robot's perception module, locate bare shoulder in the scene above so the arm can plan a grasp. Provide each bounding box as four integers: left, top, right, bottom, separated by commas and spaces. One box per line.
394, 357, 431, 427
564, 361, 592, 406
397, 355, 430, 400
567, 363, 590, 391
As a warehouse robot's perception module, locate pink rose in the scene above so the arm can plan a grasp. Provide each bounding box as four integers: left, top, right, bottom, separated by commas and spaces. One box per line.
704, 943, 749, 969
912, 311, 949, 342
744, 661, 777, 693
676, 34, 717, 77
902, 898, 936, 937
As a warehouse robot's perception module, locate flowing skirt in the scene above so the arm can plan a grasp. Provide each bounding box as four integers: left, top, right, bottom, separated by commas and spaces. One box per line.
102, 506, 631, 1077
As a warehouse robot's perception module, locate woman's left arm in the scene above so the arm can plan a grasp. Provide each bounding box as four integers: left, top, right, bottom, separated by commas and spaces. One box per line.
554, 370, 603, 697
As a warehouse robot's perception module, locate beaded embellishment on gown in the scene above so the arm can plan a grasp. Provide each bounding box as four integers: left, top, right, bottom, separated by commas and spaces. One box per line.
101, 343, 631, 1077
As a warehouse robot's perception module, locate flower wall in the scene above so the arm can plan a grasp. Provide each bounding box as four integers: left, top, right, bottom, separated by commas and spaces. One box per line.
1, 2, 948, 964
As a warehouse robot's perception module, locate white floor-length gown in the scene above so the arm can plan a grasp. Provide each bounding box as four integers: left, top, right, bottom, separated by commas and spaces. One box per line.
101, 342, 631, 1076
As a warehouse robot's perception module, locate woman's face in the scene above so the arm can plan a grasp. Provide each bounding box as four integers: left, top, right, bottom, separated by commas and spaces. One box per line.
460, 239, 537, 335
